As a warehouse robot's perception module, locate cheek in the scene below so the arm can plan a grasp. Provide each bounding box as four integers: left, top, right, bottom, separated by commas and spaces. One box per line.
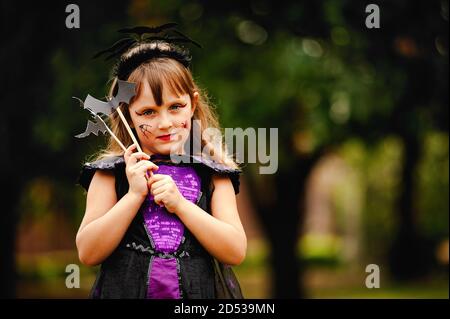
178, 107, 193, 127
176, 119, 191, 142
175, 116, 189, 129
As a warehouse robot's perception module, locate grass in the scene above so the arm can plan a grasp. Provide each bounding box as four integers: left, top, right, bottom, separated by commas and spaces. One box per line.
15, 247, 449, 299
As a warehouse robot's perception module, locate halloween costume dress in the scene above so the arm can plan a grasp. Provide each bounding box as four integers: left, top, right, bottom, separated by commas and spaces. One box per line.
78, 153, 243, 299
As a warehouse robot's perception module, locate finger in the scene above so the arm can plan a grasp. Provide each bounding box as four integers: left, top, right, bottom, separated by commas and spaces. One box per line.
148, 175, 168, 188
150, 178, 170, 193
133, 162, 159, 176
148, 174, 167, 186
141, 161, 158, 179
129, 151, 150, 163
154, 192, 166, 206
130, 162, 151, 178
131, 160, 158, 171
151, 183, 168, 196
124, 144, 137, 163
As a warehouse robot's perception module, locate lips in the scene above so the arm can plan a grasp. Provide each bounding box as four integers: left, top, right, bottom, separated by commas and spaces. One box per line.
156, 133, 176, 141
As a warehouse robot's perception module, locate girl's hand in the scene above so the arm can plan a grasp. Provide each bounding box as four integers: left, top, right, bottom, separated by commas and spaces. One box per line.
124, 144, 158, 199
148, 174, 186, 213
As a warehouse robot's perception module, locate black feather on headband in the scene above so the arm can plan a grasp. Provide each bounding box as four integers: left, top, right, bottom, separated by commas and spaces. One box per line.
93, 22, 202, 81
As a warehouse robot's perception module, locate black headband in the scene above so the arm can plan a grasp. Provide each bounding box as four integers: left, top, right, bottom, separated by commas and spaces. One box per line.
93, 23, 201, 80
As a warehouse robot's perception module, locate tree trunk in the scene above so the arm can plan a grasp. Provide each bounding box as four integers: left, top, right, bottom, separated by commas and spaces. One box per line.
388, 134, 433, 280
248, 151, 322, 298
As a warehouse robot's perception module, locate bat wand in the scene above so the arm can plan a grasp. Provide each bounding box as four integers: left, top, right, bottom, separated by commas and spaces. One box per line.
75, 80, 154, 177
74, 99, 127, 152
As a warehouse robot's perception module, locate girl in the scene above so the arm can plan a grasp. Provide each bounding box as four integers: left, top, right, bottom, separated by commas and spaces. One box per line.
76, 27, 246, 299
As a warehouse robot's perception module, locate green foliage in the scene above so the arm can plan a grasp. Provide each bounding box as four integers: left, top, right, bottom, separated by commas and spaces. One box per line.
417, 133, 449, 239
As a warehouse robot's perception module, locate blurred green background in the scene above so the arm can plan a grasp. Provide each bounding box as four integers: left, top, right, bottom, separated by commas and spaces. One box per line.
1, 0, 448, 298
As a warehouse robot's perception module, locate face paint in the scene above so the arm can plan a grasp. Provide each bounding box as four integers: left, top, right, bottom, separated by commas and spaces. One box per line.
139, 124, 153, 138
173, 120, 188, 129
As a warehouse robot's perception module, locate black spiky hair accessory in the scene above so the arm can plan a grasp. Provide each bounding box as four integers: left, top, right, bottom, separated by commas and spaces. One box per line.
93, 22, 202, 81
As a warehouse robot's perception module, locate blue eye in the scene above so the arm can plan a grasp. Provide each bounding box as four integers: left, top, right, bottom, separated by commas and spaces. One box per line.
143, 109, 155, 115
136, 109, 155, 116
170, 104, 186, 111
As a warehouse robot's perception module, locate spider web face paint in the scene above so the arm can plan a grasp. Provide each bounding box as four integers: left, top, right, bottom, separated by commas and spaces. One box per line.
139, 124, 153, 138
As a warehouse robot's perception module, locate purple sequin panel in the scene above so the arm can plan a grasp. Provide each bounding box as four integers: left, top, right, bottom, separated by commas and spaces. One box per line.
143, 165, 201, 252
141, 164, 201, 299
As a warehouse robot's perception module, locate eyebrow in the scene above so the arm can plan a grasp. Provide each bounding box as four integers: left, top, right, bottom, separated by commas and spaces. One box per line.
136, 99, 186, 109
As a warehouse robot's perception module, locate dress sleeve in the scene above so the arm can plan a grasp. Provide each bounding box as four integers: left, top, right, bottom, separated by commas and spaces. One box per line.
196, 158, 242, 195
210, 166, 241, 195
77, 156, 125, 192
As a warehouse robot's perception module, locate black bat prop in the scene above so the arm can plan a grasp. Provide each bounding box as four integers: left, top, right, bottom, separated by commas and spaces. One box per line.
74, 97, 127, 150
83, 80, 136, 116
75, 117, 108, 138
73, 96, 109, 138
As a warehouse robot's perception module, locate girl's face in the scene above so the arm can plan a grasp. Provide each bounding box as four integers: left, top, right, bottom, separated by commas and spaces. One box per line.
128, 80, 198, 156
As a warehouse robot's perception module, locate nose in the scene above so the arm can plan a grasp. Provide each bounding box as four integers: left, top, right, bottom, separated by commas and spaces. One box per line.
157, 112, 173, 130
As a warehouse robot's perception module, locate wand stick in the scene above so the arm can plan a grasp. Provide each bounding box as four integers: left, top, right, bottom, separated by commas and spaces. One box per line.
115, 106, 154, 177
95, 114, 127, 152
116, 107, 142, 152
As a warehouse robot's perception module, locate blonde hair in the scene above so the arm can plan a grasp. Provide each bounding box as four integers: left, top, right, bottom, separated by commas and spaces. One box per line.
91, 43, 238, 169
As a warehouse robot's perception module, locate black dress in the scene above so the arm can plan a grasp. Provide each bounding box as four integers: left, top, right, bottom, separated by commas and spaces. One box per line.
78, 153, 243, 299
